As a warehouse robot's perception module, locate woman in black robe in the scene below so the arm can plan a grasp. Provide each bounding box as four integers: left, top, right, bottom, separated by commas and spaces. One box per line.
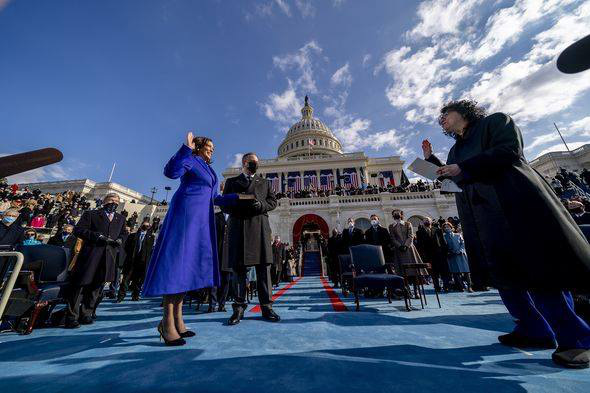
423, 99, 590, 369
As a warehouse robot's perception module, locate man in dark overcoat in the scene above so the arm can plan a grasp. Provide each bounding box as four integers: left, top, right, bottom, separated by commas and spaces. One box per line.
222, 152, 279, 325
340, 217, 364, 254
425, 99, 590, 368
117, 222, 155, 301
416, 218, 450, 291
364, 214, 393, 265
65, 193, 125, 328
327, 229, 341, 286
207, 209, 231, 312
271, 235, 286, 287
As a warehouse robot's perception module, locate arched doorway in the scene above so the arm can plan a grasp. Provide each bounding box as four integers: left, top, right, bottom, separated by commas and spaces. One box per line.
354, 217, 372, 232
407, 215, 425, 229
292, 214, 329, 246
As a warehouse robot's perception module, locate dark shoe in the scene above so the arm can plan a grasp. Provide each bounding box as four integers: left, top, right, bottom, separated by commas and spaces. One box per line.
228, 305, 245, 325
218, 305, 226, 312
178, 330, 196, 338
261, 307, 281, 322
79, 316, 94, 325
157, 323, 186, 346
498, 332, 556, 349
64, 320, 80, 329
552, 347, 590, 369
131, 294, 140, 301
115, 297, 124, 303
206, 305, 215, 313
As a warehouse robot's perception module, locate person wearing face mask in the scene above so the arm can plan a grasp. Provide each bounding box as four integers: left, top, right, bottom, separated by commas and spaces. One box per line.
442, 222, 473, 292
118, 222, 155, 302
416, 218, 451, 292
388, 210, 423, 276
0, 208, 27, 247
48, 224, 77, 256
221, 152, 280, 325
271, 235, 286, 288
568, 201, 590, 225
341, 218, 364, 255
364, 215, 392, 268
65, 193, 125, 329
22, 229, 42, 246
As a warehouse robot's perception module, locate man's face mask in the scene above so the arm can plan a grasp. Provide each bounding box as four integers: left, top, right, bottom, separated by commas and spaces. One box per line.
371, 219, 379, 226
247, 161, 258, 174
2, 216, 16, 225
103, 202, 118, 213
393, 214, 401, 220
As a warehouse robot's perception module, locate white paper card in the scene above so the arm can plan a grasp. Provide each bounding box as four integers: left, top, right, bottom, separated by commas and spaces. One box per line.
440, 178, 462, 193
407, 158, 440, 181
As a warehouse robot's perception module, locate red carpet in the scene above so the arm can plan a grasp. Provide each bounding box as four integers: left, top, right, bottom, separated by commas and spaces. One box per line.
249, 277, 302, 313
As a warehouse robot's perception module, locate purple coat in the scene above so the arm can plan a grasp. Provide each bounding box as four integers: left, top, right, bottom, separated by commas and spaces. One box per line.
142, 144, 235, 297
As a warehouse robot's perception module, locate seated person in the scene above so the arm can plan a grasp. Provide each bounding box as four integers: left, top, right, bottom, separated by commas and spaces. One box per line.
0, 208, 29, 247
22, 228, 42, 246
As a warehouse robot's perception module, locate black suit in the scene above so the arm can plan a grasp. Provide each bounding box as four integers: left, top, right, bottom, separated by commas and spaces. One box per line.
66, 208, 125, 323
416, 226, 450, 290
221, 173, 277, 309
118, 230, 155, 299
48, 232, 77, 254
209, 211, 231, 309
341, 227, 364, 254
364, 225, 393, 263
573, 212, 590, 226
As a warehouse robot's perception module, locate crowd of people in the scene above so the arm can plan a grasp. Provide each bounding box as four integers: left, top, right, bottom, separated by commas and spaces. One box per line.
275, 179, 441, 199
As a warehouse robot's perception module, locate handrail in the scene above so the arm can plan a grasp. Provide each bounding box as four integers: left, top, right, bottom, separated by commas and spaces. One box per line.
0, 251, 24, 320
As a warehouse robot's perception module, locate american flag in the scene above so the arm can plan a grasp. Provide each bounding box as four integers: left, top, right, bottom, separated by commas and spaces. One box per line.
268, 177, 280, 193
350, 172, 359, 188
308, 139, 315, 147
294, 176, 302, 192
320, 173, 334, 191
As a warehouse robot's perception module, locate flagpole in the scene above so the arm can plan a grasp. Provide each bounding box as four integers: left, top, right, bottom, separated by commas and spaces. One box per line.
108, 162, 116, 182
554, 122, 581, 168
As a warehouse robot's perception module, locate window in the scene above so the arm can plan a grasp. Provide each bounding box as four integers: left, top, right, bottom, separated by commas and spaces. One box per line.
296, 141, 299, 147
319, 139, 323, 145
290, 143, 293, 149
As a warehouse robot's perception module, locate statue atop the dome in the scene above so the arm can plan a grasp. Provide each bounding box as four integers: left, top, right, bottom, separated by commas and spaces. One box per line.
304, 95, 309, 106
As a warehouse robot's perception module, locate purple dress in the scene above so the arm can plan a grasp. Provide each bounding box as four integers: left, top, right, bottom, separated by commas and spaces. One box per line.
142, 144, 235, 297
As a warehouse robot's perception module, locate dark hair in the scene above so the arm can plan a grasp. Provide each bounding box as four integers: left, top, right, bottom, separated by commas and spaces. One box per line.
192, 136, 213, 164
241, 152, 257, 165
438, 99, 487, 139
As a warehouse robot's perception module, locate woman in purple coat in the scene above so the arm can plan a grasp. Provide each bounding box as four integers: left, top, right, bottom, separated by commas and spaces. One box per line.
143, 132, 237, 346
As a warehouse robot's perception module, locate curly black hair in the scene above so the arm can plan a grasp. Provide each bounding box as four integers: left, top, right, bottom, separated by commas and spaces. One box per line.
192, 136, 213, 164
438, 99, 487, 139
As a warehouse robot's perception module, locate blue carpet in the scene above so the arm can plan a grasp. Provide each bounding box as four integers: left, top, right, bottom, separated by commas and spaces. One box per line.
1, 277, 589, 393
303, 251, 321, 276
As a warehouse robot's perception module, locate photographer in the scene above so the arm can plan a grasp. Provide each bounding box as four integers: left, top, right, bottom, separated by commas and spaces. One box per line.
65, 193, 125, 328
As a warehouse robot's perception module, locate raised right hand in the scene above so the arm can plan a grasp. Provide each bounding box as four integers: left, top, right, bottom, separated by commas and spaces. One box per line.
186, 131, 195, 150
422, 139, 433, 159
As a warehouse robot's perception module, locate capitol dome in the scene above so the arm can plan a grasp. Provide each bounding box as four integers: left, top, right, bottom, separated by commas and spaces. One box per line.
277, 96, 343, 158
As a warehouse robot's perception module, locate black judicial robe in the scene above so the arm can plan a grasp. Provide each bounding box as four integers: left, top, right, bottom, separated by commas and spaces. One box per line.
428, 112, 590, 290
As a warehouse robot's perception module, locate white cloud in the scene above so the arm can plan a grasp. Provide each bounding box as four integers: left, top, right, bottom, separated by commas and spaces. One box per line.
330, 63, 352, 87
273, 40, 323, 93
534, 141, 588, 158
274, 0, 291, 16
408, 0, 482, 39
362, 54, 371, 67
295, 0, 315, 17
229, 153, 244, 168
332, 0, 345, 7
567, 116, 590, 134
260, 80, 301, 125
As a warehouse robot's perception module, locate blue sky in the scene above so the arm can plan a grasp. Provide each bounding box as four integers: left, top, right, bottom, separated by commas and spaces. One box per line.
1, 0, 589, 198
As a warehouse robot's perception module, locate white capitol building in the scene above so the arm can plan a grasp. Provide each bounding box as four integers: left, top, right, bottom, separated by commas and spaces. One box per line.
221, 97, 459, 245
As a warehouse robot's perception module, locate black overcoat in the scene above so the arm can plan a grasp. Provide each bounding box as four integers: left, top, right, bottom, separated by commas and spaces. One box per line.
428, 113, 590, 290
122, 230, 155, 275
71, 209, 125, 286
340, 227, 364, 254
364, 225, 393, 262
221, 173, 277, 270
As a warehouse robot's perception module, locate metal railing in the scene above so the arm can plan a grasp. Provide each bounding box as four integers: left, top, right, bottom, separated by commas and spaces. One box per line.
0, 251, 24, 320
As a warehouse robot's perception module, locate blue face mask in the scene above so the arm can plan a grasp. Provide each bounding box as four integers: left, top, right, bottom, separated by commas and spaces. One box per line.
444, 228, 452, 233
2, 216, 16, 225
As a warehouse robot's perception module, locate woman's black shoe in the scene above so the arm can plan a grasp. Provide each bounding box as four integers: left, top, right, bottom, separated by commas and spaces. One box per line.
157, 323, 186, 346
498, 332, 556, 349
178, 330, 196, 338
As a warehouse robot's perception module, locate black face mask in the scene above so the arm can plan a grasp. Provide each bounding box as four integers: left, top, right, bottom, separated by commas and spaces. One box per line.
103, 202, 118, 213
141, 225, 150, 231
393, 214, 401, 220
247, 161, 258, 174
